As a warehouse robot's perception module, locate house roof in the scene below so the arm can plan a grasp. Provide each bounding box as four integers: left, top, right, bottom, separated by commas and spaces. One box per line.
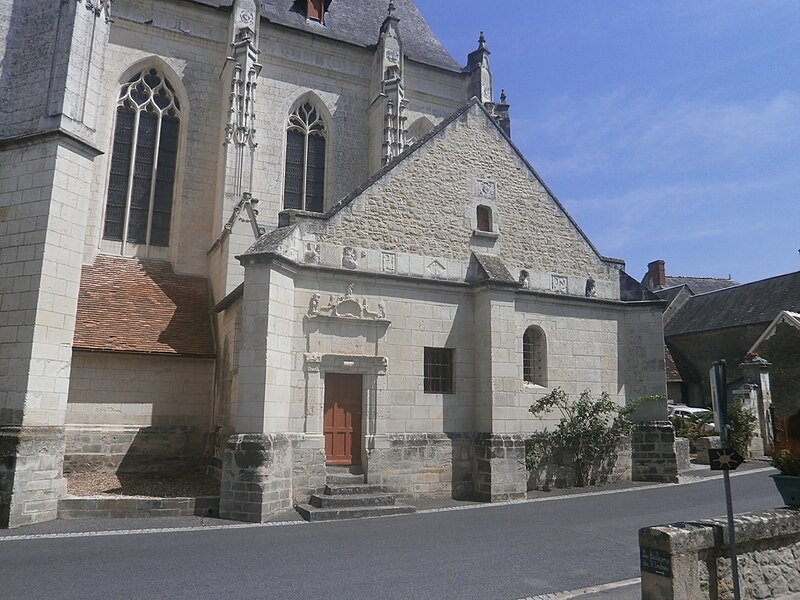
654, 285, 685, 305
665, 271, 800, 337
73, 255, 215, 357
749, 310, 800, 353
187, 0, 461, 72
663, 275, 738, 295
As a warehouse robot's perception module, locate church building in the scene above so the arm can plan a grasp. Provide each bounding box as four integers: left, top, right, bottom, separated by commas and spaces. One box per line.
0, 0, 669, 527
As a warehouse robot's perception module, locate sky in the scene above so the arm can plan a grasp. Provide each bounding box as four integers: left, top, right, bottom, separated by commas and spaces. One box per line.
415, 1, 800, 284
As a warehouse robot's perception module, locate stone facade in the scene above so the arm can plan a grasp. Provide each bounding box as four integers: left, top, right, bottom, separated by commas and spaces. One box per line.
1, 0, 672, 526
640, 508, 800, 600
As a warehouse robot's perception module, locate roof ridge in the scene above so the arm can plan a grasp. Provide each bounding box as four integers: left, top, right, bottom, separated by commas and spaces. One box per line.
688, 269, 800, 298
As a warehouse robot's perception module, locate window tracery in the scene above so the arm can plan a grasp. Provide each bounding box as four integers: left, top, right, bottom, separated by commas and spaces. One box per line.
283, 102, 327, 213
103, 68, 181, 249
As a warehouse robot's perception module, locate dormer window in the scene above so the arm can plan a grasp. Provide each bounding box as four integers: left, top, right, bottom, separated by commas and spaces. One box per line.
307, 0, 325, 23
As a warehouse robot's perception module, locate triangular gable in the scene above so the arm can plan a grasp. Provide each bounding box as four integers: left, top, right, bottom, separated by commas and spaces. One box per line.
308, 98, 619, 279
749, 311, 800, 353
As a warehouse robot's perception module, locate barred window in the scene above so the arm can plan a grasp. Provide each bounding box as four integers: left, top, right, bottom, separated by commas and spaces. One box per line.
104, 68, 181, 248
424, 347, 454, 394
283, 102, 326, 213
523, 326, 547, 386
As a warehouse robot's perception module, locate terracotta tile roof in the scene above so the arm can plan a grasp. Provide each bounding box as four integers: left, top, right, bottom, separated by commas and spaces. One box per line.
74, 256, 215, 357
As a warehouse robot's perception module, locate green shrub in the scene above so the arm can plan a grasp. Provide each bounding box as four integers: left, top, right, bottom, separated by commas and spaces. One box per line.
772, 446, 800, 476
528, 388, 638, 487
727, 400, 757, 457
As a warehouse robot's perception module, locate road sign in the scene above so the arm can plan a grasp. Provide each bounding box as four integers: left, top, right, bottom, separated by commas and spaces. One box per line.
708, 448, 744, 471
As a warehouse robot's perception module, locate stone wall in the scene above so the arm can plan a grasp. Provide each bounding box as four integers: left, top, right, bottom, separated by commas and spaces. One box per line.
527, 436, 632, 490
640, 508, 800, 600
64, 352, 214, 474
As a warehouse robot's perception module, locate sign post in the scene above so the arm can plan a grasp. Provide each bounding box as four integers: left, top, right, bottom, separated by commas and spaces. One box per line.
709, 360, 742, 600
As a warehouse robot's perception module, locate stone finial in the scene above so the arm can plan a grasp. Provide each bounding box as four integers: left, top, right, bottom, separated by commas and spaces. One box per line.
500, 89, 507, 103
478, 31, 487, 50
388, 0, 396, 16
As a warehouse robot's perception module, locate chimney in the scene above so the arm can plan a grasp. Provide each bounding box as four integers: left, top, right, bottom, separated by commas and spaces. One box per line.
646, 260, 666, 289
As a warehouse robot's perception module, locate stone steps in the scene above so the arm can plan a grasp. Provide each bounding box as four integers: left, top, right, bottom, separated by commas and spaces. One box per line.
297, 472, 415, 522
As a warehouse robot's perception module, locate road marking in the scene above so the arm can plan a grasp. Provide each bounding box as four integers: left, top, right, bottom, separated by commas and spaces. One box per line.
0, 467, 774, 542
517, 577, 641, 599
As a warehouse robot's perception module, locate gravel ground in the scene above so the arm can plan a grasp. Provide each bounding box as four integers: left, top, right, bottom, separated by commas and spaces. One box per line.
66, 472, 219, 498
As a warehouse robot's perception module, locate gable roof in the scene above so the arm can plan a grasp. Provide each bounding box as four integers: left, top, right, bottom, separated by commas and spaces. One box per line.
187, 0, 461, 71
74, 256, 215, 357
749, 310, 800, 353
665, 271, 800, 337
663, 275, 738, 295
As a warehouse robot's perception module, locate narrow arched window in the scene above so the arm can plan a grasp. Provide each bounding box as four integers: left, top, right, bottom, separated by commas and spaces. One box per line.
523, 326, 547, 386
284, 102, 326, 213
104, 68, 181, 248
476, 205, 492, 232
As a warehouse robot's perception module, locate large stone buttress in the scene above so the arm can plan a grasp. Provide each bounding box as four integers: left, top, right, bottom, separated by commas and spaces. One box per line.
0, 0, 110, 528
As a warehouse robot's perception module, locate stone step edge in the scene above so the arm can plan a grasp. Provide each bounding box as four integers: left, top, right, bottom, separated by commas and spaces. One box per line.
324, 484, 386, 495
296, 503, 416, 522
310, 493, 396, 508
58, 496, 219, 519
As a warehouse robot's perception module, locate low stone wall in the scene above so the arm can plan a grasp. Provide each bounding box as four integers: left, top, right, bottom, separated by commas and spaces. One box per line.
639, 508, 800, 600
695, 436, 722, 465
367, 433, 528, 503
64, 425, 207, 474
367, 433, 461, 500
59, 496, 219, 520
527, 435, 632, 490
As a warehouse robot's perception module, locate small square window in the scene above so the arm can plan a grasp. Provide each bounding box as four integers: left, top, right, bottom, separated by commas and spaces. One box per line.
424, 347, 454, 393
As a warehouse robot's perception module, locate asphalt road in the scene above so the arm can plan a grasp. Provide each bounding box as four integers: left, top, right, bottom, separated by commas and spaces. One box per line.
0, 469, 783, 600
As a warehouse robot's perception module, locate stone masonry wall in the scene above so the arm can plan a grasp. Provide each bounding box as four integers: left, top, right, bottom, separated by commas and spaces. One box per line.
632, 421, 678, 483
640, 509, 800, 600
219, 433, 294, 522
313, 103, 619, 293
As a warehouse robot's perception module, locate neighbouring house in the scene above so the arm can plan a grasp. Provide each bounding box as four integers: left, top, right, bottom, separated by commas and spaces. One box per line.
642, 260, 739, 405
1, 0, 671, 528
652, 264, 800, 448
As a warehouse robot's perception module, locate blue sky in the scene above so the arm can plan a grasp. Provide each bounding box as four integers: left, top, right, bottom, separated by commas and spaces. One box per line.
416, 1, 800, 284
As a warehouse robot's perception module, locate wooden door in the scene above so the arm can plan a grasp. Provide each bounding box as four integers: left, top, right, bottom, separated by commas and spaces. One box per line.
323, 373, 363, 465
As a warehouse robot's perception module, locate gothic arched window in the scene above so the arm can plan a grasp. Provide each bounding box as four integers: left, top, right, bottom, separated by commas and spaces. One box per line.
103, 68, 181, 248
523, 326, 547, 386
283, 102, 327, 213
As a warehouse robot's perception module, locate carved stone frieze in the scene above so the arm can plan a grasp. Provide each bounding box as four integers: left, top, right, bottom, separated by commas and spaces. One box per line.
307, 284, 387, 321
381, 252, 397, 274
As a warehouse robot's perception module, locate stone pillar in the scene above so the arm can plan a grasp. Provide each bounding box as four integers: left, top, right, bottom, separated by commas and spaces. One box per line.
218, 434, 293, 522
218, 258, 299, 521
739, 354, 774, 455
473, 434, 527, 502
632, 421, 679, 483
471, 283, 528, 501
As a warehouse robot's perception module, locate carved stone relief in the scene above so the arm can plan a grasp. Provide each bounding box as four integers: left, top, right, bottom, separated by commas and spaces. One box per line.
306, 284, 387, 320
475, 179, 496, 200
305, 243, 320, 264
551, 275, 568, 294
342, 247, 357, 269
426, 260, 446, 278
382, 252, 397, 274
519, 270, 530, 289
585, 277, 596, 298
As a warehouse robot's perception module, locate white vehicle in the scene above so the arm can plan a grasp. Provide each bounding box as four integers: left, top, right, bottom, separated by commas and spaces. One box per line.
668, 405, 716, 432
